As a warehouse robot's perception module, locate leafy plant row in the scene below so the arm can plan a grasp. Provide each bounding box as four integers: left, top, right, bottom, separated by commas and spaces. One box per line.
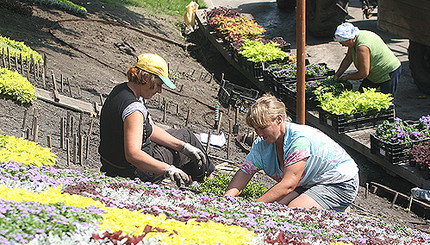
191, 172, 268, 201
0, 133, 56, 166
0, 68, 37, 104
316, 88, 393, 115
375, 116, 430, 144
0, 35, 43, 64
29, 0, 87, 15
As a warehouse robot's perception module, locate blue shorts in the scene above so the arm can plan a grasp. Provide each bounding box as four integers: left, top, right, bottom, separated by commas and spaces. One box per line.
295, 173, 359, 212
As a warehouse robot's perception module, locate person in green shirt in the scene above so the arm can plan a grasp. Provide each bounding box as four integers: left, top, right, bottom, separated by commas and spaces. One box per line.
333, 23, 401, 97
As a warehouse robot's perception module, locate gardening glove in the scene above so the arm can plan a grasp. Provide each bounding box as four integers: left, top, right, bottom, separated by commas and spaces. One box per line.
180, 143, 207, 168
165, 165, 190, 187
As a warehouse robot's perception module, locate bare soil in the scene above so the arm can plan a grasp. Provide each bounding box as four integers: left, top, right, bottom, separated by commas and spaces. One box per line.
0, 0, 429, 234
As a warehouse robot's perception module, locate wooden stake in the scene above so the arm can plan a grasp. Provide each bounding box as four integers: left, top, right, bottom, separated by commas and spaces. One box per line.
185, 109, 191, 127
14, 52, 17, 71
43, 54, 47, 71
205, 132, 211, 153
1, 48, 5, 68
391, 192, 399, 208
217, 112, 223, 133
20, 53, 23, 74
227, 119, 232, 160
7, 47, 11, 70
42, 67, 46, 88
47, 135, 52, 148
36, 62, 40, 80
33, 124, 39, 142
179, 84, 184, 92
78, 112, 83, 137
365, 183, 369, 199
73, 133, 77, 164
67, 78, 73, 97
66, 138, 70, 167
60, 74, 64, 93
21, 109, 28, 132
176, 103, 179, 115
79, 134, 84, 165
70, 116, 74, 138
77, 86, 81, 98
60, 117, 65, 149
26, 128, 31, 140
51, 72, 60, 102
407, 195, 413, 212
86, 135, 90, 160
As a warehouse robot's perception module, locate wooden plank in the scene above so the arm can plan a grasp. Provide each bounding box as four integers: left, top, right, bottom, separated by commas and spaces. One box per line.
305, 110, 430, 189
195, 9, 267, 92
36, 87, 95, 114
378, 0, 430, 46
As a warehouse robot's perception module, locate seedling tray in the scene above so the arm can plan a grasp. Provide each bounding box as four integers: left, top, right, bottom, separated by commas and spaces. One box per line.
370, 133, 430, 164
318, 104, 395, 134
217, 79, 259, 112
278, 84, 319, 112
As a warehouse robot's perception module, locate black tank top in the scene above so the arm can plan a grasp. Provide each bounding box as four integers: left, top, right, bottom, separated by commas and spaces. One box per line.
99, 83, 153, 168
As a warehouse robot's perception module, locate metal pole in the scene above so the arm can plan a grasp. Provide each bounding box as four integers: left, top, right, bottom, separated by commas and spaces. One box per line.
296, 0, 306, 124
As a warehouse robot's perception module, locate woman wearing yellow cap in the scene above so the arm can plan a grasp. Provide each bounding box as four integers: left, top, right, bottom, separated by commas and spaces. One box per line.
99, 53, 214, 186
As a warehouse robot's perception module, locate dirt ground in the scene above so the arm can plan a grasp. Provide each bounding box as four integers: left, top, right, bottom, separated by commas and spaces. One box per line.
0, 0, 429, 235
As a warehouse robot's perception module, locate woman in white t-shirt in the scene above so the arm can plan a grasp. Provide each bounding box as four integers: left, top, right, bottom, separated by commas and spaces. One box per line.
223, 93, 359, 212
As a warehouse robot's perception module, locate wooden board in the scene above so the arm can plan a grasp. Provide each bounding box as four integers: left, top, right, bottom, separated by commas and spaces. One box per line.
378, 0, 430, 46
36, 87, 96, 114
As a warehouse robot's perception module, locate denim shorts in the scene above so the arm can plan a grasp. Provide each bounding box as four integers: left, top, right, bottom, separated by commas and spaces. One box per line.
295, 173, 359, 212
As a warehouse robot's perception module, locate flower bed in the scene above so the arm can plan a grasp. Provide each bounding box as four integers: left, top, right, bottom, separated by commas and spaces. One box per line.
371, 116, 430, 164
1, 158, 430, 244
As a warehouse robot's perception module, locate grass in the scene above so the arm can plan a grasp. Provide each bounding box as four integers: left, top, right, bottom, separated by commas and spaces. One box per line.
99, 0, 207, 17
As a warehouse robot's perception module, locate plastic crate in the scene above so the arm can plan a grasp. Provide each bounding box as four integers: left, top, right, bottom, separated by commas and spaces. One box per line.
217, 80, 260, 112
268, 62, 334, 88
370, 133, 430, 164
318, 104, 395, 134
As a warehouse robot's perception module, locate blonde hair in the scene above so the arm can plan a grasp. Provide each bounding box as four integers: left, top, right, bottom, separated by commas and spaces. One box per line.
246, 93, 287, 128
126, 67, 158, 89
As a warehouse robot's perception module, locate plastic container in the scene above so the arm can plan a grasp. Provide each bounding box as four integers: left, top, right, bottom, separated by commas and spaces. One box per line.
411, 187, 430, 201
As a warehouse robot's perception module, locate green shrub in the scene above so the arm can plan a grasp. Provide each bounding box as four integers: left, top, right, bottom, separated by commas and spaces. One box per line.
0, 134, 57, 166
0, 68, 37, 104
0, 35, 43, 64
192, 172, 268, 201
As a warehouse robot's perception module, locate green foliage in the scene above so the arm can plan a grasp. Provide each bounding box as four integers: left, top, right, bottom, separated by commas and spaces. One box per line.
31, 0, 87, 15
310, 77, 352, 98
0, 200, 101, 240
192, 172, 268, 201
209, 15, 265, 42
0, 35, 43, 64
99, 0, 206, 17
0, 68, 37, 104
239, 39, 288, 62
0, 134, 56, 167
317, 88, 393, 115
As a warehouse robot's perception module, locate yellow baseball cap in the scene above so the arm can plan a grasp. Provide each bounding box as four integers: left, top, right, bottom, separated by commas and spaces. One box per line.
134, 53, 176, 89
